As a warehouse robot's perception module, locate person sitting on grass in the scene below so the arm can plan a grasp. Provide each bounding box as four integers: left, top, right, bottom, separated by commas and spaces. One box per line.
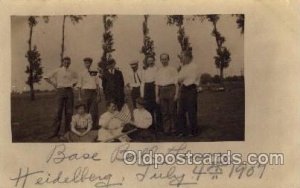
97, 100, 131, 142
64, 103, 98, 142
123, 98, 153, 141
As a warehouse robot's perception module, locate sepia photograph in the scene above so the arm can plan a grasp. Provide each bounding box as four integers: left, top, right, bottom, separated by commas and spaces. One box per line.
2, 0, 300, 187
11, 14, 245, 143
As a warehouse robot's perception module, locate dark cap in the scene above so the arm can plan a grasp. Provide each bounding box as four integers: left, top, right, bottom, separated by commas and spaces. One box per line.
63, 56, 71, 61
106, 59, 116, 66
83, 57, 93, 63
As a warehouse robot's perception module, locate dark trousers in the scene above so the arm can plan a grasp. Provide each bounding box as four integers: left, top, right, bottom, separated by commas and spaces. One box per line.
177, 85, 198, 135
144, 82, 158, 129
52, 88, 74, 136
82, 89, 98, 129
158, 84, 176, 133
131, 86, 141, 108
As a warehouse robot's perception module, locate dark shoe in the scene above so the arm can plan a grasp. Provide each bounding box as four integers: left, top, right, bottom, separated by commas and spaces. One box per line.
176, 133, 185, 138
192, 129, 199, 136
58, 135, 67, 141
48, 134, 58, 139
165, 132, 172, 136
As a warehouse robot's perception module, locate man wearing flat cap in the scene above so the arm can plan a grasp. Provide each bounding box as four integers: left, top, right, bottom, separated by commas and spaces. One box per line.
77, 57, 100, 129
128, 60, 143, 108
102, 59, 125, 111
44, 57, 78, 139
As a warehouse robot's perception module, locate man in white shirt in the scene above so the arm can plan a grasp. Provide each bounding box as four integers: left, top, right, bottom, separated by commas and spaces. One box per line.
141, 56, 158, 130
177, 51, 200, 137
155, 53, 178, 135
44, 57, 78, 139
77, 57, 100, 129
128, 60, 142, 108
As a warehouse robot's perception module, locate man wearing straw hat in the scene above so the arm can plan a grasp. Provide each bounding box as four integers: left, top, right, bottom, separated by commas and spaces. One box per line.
128, 60, 143, 108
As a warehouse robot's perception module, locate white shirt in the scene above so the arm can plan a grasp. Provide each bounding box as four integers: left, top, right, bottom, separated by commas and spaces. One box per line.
142, 66, 157, 83
77, 69, 100, 89
155, 66, 178, 86
98, 111, 130, 142
99, 111, 116, 127
133, 108, 152, 129
129, 70, 143, 88
44, 67, 77, 88
178, 62, 200, 86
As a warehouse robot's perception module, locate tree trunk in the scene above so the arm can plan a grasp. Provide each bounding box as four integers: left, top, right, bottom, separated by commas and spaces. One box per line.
28, 22, 35, 100
220, 66, 224, 82
29, 80, 35, 100
28, 24, 33, 51
213, 22, 222, 48
60, 15, 66, 66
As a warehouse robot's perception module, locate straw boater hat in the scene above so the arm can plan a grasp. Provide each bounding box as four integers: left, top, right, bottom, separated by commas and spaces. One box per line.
129, 60, 139, 68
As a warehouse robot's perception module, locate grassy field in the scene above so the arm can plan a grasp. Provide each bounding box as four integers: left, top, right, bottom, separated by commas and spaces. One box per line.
11, 82, 244, 142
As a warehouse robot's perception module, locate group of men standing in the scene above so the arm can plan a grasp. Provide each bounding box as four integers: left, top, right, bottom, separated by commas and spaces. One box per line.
44, 51, 199, 140
128, 51, 199, 137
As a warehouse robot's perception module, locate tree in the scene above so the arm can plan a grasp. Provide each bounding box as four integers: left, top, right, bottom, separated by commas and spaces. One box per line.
25, 16, 46, 100
205, 15, 231, 81
200, 73, 212, 85
60, 15, 84, 65
98, 15, 117, 71
232, 14, 244, 34
141, 15, 155, 68
167, 15, 193, 60
212, 75, 221, 84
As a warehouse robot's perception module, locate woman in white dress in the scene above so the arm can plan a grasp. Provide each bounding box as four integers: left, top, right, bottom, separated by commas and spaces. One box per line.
97, 101, 131, 142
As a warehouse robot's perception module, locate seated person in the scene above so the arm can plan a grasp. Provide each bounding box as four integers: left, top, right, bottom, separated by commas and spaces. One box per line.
64, 103, 98, 142
123, 98, 153, 141
97, 100, 131, 142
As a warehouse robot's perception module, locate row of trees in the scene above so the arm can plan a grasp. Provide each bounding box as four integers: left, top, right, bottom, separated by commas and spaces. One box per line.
25, 14, 244, 100
200, 73, 244, 85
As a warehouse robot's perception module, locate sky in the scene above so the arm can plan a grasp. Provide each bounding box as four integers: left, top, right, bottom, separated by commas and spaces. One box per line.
11, 15, 244, 91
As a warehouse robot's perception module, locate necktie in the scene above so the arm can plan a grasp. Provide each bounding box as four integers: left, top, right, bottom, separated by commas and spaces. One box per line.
134, 72, 141, 84
136, 72, 141, 83
134, 72, 137, 83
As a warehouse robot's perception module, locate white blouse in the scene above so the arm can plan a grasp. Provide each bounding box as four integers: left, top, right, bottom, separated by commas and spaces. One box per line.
71, 113, 92, 129
133, 108, 152, 129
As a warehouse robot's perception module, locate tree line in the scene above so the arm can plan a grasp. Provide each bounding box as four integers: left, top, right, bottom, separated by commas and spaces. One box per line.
24, 14, 244, 100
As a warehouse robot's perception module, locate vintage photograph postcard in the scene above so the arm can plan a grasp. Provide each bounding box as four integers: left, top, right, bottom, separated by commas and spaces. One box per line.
0, 0, 300, 187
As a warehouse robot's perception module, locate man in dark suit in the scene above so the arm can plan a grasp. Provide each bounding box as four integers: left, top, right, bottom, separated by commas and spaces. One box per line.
102, 59, 125, 111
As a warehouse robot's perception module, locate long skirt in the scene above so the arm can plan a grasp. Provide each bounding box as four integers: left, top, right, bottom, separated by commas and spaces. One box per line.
65, 130, 98, 142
